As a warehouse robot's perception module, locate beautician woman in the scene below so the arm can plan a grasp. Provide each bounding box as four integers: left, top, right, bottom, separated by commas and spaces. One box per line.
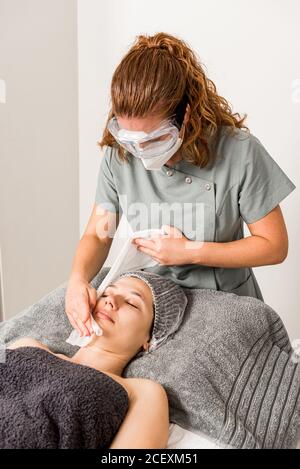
65, 32, 296, 338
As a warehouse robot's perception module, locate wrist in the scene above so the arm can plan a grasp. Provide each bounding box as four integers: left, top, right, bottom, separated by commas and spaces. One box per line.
185, 240, 206, 265
69, 272, 89, 284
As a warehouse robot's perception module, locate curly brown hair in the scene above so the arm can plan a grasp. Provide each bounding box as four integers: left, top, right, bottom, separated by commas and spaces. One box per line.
98, 32, 249, 168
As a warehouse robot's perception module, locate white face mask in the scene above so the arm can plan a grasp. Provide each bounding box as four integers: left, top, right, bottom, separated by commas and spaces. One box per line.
137, 136, 183, 170
107, 115, 185, 171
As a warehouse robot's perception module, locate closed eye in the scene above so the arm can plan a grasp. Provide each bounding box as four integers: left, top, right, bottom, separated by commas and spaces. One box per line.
102, 293, 138, 309
126, 300, 138, 309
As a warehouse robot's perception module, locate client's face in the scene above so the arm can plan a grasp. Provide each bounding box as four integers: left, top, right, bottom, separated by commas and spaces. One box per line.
92, 276, 154, 356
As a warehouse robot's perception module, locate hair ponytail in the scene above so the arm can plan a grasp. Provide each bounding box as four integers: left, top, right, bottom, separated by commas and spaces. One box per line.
98, 32, 249, 167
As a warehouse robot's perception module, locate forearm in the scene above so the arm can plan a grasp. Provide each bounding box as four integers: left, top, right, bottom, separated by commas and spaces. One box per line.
68, 234, 111, 283
189, 235, 285, 268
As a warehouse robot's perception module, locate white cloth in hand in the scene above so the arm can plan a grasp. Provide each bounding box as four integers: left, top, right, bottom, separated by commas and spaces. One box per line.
66, 316, 102, 347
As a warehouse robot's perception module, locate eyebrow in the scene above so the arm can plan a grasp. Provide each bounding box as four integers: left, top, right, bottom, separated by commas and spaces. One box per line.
107, 283, 145, 303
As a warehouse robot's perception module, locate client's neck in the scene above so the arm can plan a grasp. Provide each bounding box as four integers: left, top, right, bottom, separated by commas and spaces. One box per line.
71, 340, 131, 377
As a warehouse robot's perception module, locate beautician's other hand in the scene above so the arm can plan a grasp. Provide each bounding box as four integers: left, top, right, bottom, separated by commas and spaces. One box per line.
65, 277, 97, 337
132, 225, 195, 266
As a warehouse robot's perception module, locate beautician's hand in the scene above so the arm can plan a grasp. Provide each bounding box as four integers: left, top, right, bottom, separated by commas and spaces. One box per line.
65, 277, 97, 337
132, 224, 197, 266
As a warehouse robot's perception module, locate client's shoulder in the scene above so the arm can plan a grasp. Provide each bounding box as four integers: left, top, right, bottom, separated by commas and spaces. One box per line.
117, 376, 167, 402
7, 337, 49, 351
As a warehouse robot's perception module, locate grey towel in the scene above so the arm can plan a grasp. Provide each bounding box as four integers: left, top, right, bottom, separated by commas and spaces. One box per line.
0, 267, 299, 448
124, 288, 300, 449
0, 346, 128, 449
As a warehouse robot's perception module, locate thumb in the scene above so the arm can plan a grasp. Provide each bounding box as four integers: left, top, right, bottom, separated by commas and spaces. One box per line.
83, 286, 97, 334
162, 224, 183, 238
87, 285, 98, 311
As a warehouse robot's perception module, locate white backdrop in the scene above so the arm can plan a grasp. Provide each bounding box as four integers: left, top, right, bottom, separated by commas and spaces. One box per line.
78, 0, 300, 340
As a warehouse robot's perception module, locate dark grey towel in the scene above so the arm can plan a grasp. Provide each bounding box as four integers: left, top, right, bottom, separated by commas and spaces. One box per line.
0, 267, 299, 449
0, 347, 128, 449
124, 288, 300, 449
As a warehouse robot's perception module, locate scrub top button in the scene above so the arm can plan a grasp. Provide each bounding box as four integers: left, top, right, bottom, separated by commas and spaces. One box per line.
166, 169, 174, 177
185, 176, 192, 184
205, 183, 211, 191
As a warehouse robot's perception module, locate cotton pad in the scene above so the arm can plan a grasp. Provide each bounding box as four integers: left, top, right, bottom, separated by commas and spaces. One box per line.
66, 316, 102, 347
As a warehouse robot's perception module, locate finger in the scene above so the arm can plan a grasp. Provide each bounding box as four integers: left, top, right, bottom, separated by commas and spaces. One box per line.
75, 317, 91, 337
72, 314, 87, 337
71, 315, 84, 336
87, 286, 97, 310
85, 317, 93, 335
137, 246, 160, 259
71, 317, 84, 337
135, 238, 156, 249
92, 297, 100, 313
86, 288, 97, 334
74, 296, 92, 325
74, 319, 86, 337
67, 314, 81, 334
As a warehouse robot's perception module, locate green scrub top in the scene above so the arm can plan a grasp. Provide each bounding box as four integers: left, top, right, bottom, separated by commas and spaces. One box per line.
94, 126, 296, 301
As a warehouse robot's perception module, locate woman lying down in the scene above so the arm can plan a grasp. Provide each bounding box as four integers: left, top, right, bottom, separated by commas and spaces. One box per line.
1, 271, 188, 449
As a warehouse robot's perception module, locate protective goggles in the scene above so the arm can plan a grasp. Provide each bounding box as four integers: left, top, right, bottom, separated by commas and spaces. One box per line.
107, 115, 181, 159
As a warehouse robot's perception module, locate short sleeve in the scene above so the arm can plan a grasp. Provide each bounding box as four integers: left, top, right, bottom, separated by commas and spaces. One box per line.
95, 146, 120, 213
238, 135, 296, 224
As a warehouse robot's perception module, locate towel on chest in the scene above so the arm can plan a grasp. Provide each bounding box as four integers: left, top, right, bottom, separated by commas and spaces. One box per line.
0, 347, 128, 449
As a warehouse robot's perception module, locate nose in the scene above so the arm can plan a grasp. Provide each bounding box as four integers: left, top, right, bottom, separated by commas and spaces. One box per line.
103, 293, 118, 310
102, 292, 130, 311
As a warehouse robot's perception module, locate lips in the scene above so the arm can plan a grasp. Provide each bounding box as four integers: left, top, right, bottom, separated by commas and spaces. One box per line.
96, 309, 115, 324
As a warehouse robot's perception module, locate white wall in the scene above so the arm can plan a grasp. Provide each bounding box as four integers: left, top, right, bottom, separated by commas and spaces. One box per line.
78, 0, 300, 340
0, 0, 79, 319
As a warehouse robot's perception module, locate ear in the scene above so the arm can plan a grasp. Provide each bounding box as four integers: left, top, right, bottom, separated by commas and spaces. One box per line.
183, 103, 191, 124
141, 340, 151, 352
